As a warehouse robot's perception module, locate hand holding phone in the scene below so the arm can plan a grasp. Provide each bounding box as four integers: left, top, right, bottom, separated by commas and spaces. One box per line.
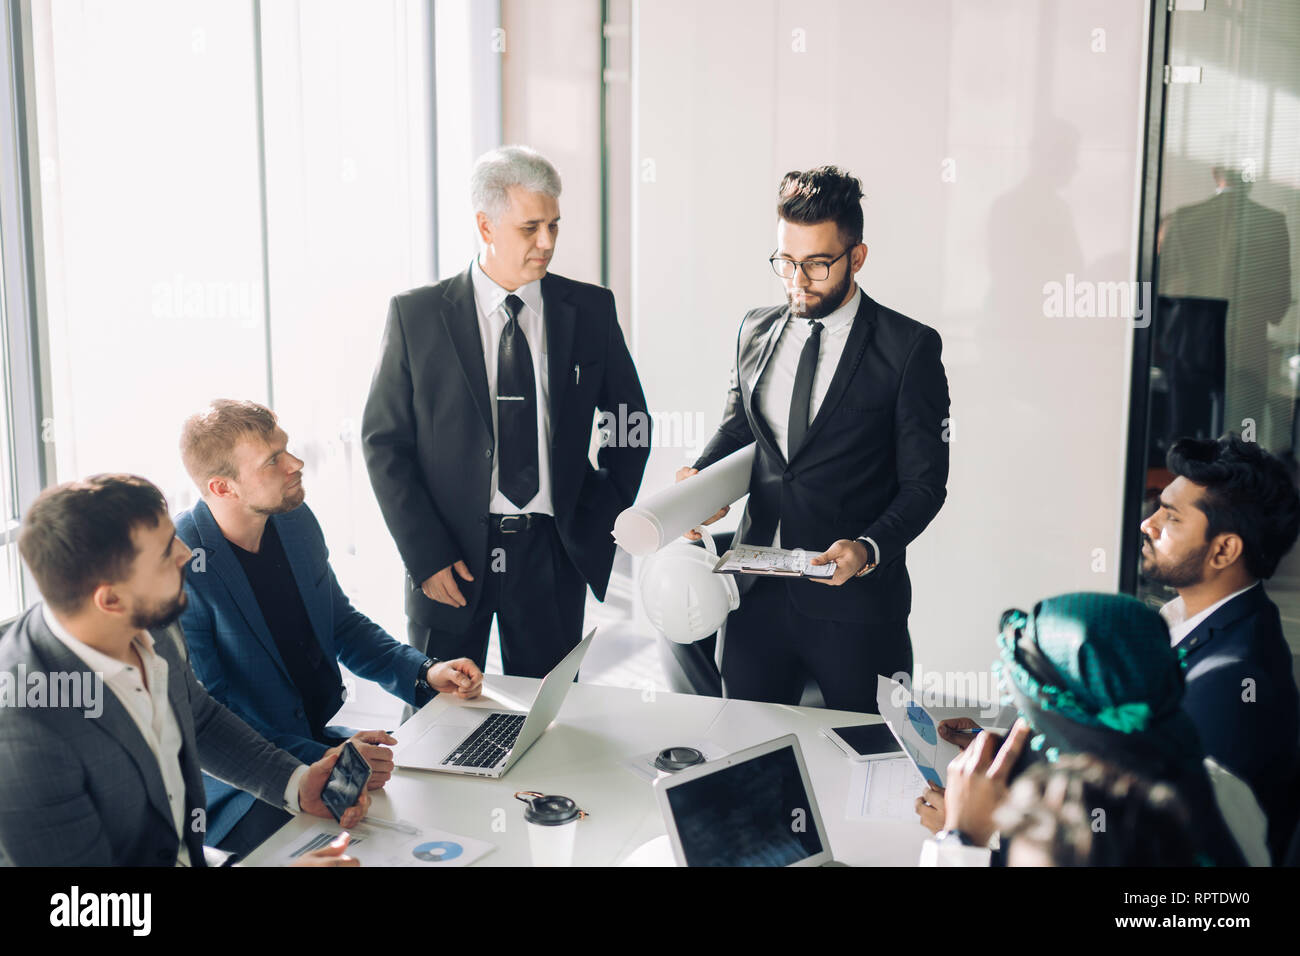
299, 742, 372, 827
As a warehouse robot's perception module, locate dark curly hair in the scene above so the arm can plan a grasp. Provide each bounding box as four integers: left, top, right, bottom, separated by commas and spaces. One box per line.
995, 754, 1198, 867
776, 166, 864, 246
1166, 433, 1300, 579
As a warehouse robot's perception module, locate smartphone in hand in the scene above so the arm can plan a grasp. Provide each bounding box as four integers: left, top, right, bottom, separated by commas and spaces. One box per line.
320, 741, 372, 823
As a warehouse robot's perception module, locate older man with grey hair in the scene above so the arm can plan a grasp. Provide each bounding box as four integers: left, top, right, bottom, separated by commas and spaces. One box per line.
362, 145, 650, 679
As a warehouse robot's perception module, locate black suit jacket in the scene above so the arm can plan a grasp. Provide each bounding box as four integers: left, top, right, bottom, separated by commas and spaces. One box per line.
361, 267, 650, 631
1176, 584, 1300, 846
693, 292, 950, 624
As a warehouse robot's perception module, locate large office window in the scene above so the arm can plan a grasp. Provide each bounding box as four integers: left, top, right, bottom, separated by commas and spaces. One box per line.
0, 241, 24, 621
1128, 1, 1300, 641
1, 0, 46, 624
27, 0, 437, 712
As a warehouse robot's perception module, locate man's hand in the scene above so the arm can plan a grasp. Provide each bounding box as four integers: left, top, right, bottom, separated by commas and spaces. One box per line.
914, 784, 946, 834
941, 719, 1032, 846
290, 832, 360, 868
347, 730, 397, 790
675, 467, 728, 541
428, 658, 484, 699
421, 560, 474, 607
299, 746, 371, 827
937, 717, 983, 751
809, 539, 871, 585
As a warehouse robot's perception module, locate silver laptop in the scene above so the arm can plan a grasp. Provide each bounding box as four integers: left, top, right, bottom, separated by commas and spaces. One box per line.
393, 628, 595, 778
653, 733, 842, 866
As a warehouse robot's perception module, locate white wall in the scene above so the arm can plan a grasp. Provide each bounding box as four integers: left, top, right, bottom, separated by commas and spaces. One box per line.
434, 0, 502, 278
501, 0, 603, 287
631, 0, 1148, 689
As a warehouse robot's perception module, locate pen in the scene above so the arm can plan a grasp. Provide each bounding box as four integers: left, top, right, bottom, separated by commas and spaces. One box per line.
950, 727, 982, 735
361, 816, 420, 835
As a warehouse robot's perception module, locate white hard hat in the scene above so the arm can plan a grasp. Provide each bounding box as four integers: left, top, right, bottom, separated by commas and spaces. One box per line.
638, 528, 740, 644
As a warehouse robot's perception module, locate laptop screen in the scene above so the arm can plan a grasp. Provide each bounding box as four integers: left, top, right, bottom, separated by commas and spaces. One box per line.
664, 743, 824, 866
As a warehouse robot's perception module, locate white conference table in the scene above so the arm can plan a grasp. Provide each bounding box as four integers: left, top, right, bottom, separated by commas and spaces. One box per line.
245, 676, 948, 867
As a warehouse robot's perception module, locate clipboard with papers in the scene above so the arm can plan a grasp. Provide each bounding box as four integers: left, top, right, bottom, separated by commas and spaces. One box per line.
711, 544, 837, 579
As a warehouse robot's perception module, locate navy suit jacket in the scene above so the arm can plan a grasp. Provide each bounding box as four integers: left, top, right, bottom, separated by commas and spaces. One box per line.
1176, 583, 1299, 843
175, 499, 429, 845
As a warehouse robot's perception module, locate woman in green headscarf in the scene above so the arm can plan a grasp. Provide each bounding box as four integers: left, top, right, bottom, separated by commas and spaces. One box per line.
990, 591, 1246, 866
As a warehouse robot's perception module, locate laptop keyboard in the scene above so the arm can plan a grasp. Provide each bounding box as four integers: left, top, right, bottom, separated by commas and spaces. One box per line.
442, 712, 527, 768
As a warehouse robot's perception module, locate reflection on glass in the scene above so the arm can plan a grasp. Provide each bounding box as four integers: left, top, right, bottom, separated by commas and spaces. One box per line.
1139, 2, 1300, 624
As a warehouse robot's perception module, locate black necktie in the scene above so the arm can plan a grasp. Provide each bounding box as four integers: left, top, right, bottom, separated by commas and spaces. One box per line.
496, 293, 539, 508
787, 320, 823, 455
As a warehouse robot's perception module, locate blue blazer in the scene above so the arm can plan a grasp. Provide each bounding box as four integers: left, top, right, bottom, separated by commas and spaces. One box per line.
1176, 583, 1299, 845
175, 499, 429, 845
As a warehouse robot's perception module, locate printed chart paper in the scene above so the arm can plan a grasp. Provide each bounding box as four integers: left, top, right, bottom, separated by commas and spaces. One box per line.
876, 675, 962, 788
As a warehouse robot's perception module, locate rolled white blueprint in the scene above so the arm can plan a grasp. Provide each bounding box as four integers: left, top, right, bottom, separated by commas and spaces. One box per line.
612, 444, 755, 556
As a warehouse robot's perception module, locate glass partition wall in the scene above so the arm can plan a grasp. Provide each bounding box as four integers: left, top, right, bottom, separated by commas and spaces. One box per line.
1128, 0, 1300, 647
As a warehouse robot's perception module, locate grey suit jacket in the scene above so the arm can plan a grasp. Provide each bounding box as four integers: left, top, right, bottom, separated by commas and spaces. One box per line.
0, 604, 304, 866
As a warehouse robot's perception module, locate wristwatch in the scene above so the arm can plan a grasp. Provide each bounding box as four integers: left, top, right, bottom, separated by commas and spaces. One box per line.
935, 828, 976, 847
415, 657, 440, 695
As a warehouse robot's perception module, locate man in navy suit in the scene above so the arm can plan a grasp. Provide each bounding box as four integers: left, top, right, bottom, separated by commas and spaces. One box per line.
1140, 433, 1300, 857
174, 400, 484, 856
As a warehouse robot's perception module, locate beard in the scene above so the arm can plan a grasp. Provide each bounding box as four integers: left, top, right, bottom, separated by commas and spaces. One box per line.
251, 480, 306, 516
1140, 535, 1209, 589
788, 266, 853, 321
131, 586, 188, 631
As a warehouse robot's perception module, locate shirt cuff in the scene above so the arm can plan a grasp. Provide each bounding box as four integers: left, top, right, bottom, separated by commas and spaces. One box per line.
918, 838, 993, 867
854, 536, 879, 574
283, 764, 311, 814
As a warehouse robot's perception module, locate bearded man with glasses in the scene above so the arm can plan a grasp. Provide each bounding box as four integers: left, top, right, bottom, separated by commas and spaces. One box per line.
677, 166, 951, 714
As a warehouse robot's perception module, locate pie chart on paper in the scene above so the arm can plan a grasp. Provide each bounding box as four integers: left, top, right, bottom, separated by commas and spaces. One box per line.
412, 840, 464, 862
906, 703, 938, 745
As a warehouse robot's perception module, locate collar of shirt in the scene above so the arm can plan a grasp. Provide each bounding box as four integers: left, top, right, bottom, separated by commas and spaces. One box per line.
1160, 581, 1259, 647
471, 257, 543, 322
796, 284, 861, 336
41, 603, 157, 677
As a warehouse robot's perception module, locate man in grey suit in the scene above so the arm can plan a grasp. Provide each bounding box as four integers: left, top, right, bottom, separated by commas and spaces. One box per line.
0, 474, 369, 866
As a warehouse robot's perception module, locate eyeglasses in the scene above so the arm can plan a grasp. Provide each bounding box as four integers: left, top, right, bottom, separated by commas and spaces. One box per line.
769, 247, 852, 281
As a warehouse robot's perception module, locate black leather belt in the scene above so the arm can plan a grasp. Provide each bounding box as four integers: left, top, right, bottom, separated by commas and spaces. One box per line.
488, 513, 549, 533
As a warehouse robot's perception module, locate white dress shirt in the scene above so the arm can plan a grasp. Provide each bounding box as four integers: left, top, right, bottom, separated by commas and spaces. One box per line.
42, 606, 307, 866
1159, 582, 1258, 647
751, 285, 876, 564
471, 257, 554, 515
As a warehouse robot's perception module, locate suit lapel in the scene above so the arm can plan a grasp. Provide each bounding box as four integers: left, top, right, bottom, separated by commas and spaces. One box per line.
541, 274, 576, 430
440, 267, 495, 442
745, 310, 791, 467
1175, 583, 1268, 655
155, 621, 213, 866
28, 610, 177, 834
192, 500, 293, 685
789, 292, 877, 462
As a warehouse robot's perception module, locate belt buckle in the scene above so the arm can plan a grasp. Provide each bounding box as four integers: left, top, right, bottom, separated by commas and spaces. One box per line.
499, 514, 528, 533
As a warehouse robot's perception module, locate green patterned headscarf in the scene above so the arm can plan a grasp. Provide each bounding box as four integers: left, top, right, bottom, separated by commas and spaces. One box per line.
994, 592, 1204, 777
993, 592, 1250, 865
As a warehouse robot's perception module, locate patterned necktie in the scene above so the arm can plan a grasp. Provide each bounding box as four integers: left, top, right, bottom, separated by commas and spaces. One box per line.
496, 293, 539, 508
787, 319, 823, 454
